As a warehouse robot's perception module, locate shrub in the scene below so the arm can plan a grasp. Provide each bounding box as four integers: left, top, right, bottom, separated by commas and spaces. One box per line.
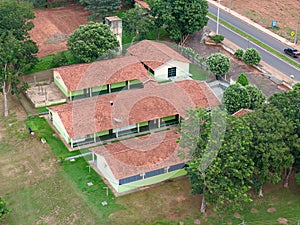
206, 53, 231, 79
223, 83, 251, 114
236, 73, 249, 86
210, 34, 224, 43
234, 48, 244, 59
242, 48, 261, 65
51, 51, 69, 67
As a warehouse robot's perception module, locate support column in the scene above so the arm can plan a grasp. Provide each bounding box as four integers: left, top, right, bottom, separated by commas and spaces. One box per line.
158, 119, 161, 128
90, 88, 92, 97
70, 139, 73, 149
108, 84, 111, 93
137, 123, 140, 133
92, 152, 95, 163
94, 133, 96, 143
116, 129, 119, 138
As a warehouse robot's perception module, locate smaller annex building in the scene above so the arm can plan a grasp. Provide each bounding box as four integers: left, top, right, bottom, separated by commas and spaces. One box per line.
91, 129, 186, 195
127, 40, 191, 81
53, 56, 152, 100
48, 80, 220, 149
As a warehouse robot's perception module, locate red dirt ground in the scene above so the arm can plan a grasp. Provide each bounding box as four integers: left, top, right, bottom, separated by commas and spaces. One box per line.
30, 4, 89, 57
220, 0, 300, 45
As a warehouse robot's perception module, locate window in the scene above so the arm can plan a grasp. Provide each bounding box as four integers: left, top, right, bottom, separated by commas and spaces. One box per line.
168, 67, 176, 77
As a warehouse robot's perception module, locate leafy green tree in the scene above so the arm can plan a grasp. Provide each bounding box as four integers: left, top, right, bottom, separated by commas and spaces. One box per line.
181, 109, 254, 213
269, 86, 300, 171
0, 1, 38, 116
234, 48, 244, 59
79, 0, 122, 21
244, 105, 295, 196
0, 196, 9, 220
242, 48, 261, 65
67, 22, 119, 63
123, 5, 154, 44
223, 83, 250, 114
236, 73, 249, 86
122, 0, 135, 8
150, 0, 208, 44
245, 84, 265, 109
206, 53, 231, 79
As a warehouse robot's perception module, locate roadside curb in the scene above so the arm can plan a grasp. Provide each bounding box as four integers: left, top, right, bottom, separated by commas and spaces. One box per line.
207, 0, 295, 47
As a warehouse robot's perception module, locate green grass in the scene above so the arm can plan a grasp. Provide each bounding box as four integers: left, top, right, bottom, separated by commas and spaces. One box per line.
189, 63, 208, 80
25, 50, 78, 74
208, 13, 300, 70
24, 116, 80, 158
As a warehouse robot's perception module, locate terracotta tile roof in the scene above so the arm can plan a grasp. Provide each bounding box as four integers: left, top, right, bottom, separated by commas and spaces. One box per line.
134, 0, 150, 9
49, 80, 220, 138
54, 56, 151, 91
232, 109, 253, 117
91, 129, 186, 179
127, 40, 191, 70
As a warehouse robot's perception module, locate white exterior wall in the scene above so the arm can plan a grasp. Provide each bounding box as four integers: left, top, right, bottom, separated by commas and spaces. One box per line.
153, 60, 189, 81
49, 110, 70, 143
53, 71, 69, 97
95, 154, 119, 191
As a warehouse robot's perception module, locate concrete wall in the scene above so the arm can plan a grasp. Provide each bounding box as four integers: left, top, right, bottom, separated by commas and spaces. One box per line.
49, 110, 70, 143
95, 154, 119, 191
154, 60, 189, 81
53, 71, 69, 97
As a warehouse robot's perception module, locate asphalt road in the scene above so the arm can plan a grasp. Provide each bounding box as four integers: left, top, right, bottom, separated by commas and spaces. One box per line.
208, 4, 300, 81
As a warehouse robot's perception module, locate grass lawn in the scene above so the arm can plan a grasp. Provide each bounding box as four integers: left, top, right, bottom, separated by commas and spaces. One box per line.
1, 98, 300, 225
189, 63, 208, 80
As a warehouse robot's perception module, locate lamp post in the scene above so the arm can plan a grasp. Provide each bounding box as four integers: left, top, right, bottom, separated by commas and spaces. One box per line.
216, 0, 221, 34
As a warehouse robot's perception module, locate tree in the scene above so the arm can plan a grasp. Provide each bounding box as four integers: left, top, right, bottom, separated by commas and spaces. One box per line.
234, 48, 244, 59
181, 109, 254, 213
244, 105, 295, 196
236, 73, 249, 86
150, 0, 208, 44
206, 53, 231, 79
123, 5, 154, 44
67, 22, 119, 63
242, 48, 261, 65
79, 0, 121, 21
245, 85, 265, 109
223, 83, 250, 114
0, 1, 38, 117
0, 197, 9, 220
269, 86, 300, 171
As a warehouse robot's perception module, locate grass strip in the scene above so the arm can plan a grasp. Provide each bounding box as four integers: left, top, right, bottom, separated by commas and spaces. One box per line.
208, 13, 300, 69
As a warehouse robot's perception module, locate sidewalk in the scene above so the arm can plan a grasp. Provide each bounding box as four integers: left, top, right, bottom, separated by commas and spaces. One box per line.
207, 0, 297, 86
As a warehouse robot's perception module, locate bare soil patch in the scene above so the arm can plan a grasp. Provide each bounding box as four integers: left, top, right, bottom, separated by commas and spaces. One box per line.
221, 0, 300, 45
267, 207, 277, 213
278, 217, 289, 224
30, 4, 89, 57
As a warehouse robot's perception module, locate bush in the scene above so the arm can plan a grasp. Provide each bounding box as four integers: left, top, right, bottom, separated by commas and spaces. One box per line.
245, 84, 266, 109
206, 53, 231, 78
51, 51, 69, 67
223, 83, 251, 114
236, 73, 249, 86
0, 197, 9, 220
210, 34, 224, 43
234, 48, 244, 59
242, 48, 261, 65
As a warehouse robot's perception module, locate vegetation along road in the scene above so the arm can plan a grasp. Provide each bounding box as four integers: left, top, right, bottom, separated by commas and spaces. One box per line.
208, 3, 300, 80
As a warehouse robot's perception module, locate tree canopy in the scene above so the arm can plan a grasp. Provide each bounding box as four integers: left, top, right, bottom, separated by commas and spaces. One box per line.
223, 83, 250, 114
150, 0, 208, 44
242, 48, 261, 65
206, 53, 231, 78
0, 0, 38, 116
79, 0, 122, 21
122, 5, 154, 44
67, 22, 119, 63
269, 86, 300, 168
244, 105, 295, 196
181, 108, 254, 213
